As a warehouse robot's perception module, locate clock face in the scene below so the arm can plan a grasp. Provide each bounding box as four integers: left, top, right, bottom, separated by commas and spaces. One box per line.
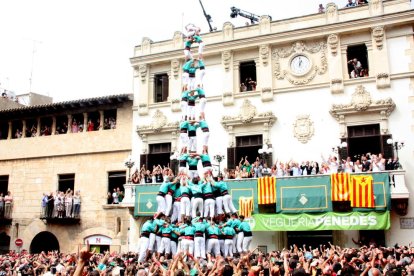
290, 55, 311, 76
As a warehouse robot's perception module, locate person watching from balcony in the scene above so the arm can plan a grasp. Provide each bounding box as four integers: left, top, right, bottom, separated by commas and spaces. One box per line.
144, 170, 153, 184
73, 190, 81, 218
345, 0, 356, 7
153, 165, 164, 184
318, 3, 325, 13
240, 83, 247, 92
14, 129, 22, 139
4, 191, 13, 219
348, 58, 363, 78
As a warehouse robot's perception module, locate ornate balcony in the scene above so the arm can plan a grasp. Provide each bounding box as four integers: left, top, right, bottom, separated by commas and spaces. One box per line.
40, 204, 80, 224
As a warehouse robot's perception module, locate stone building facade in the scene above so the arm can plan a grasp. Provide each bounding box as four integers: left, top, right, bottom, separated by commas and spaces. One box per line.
129, 0, 414, 250
0, 94, 133, 253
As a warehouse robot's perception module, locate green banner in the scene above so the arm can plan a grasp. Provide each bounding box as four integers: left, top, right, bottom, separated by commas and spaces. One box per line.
277, 175, 332, 213
134, 185, 158, 216
228, 179, 258, 213
251, 211, 390, 231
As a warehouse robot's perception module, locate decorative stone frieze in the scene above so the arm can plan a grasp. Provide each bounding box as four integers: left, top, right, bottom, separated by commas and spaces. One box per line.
372, 26, 385, 50
171, 59, 180, 79
173, 31, 183, 49
222, 92, 234, 106
221, 99, 277, 146
261, 87, 273, 102
293, 114, 314, 144
327, 34, 339, 56
138, 103, 149, 116
330, 85, 395, 136
138, 64, 148, 82
330, 78, 344, 94
223, 22, 234, 40
260, 45, 270, 66
272, 40, 327, 85
222, 51, 232, 72
326, 3, 338, 23
376, 72, 390, 89
170, 99, 181, 112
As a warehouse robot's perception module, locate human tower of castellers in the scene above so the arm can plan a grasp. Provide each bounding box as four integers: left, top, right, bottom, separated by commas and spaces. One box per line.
137, 24, 253, 263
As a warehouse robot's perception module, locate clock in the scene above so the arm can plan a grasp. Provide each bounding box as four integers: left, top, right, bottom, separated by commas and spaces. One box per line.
290, 54, 311, 76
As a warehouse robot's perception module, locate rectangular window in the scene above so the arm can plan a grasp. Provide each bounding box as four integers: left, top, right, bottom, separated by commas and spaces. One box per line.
236, 135, 263, 147
40, 117, 52, 136
154, 73, 169, 103
239, 61, 257, 92
11, 121, 23, 139
71, 114, 84, 133
148, 143, 171, 169
0, 176, 9, 197
55, 116, 68, 134
108, 171, 126, 204
347, 44, 369, 79
58, 174, 75, 193
25, 118, 38, 137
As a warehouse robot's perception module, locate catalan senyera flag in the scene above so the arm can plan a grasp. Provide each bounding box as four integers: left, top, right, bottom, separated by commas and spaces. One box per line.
350, 175, 375, 208
239, 197, 254, 218
331, 173, 351, 201
257, 176, 276, 204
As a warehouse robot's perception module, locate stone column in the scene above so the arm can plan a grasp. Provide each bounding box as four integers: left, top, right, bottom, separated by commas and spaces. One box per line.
7, 121, 12, 139
83, 112, 88, 132
51, 117, 56, 135
99, 111, 104, 131
328, 34, 344, 94
341, 45, 349, 80
22, 120, 27, 138
36, 118, 41, 136
67, 114, 73, 133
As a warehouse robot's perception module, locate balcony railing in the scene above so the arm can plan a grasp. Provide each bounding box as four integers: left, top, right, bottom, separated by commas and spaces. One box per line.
123, 170, 409, 216
40, 203, 80, 224
0, 203, 13, 225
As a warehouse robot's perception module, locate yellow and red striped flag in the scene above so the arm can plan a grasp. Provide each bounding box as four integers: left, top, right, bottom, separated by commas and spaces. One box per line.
239, 197, 253, 218
350, 175, 375, 208
331, 173, 351, 201
257, 176, 276, 204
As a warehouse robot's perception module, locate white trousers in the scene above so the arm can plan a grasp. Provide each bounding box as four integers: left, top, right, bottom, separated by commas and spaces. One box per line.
189, 169, 199, 180
223, 194, 237, 214
207, 238, 220, 256
219, 239, 225, 256
188, 136, 197, 152
194, 236, 206, 259
156, 195, 166, 213
202, 131, 209, 146
180, 197, 191, 217
224, 239, 234, 257
187, 105, 196, 120
203, 198, 215, 218
199, 97, 206, 112
184, 49, 193, 60
236, 232, 244, 253
180, 101, 188, 119
170, 240, 177, 256
242, 236, 252, 253
138, 236, 149, 263
149, 233, 156, 252
196, 69, 205, 87
158, 237, 171, 254
188, 78, 196, 90
215, 196, 224, 215
191, 197, 204, 218
165, 194, 173, 216
180, 133, 189, 148
171, 201, 181, 222
181, 239, 194, 255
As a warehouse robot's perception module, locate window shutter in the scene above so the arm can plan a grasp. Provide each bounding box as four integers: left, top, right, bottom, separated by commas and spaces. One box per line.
381, 135, 393, 159
227, 147, 236, 170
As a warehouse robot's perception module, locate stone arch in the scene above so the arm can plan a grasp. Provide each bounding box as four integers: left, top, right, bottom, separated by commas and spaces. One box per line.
30, 231, 59, 253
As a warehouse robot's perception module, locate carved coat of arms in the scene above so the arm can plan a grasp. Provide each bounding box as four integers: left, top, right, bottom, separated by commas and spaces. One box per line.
293, 114, 314, 143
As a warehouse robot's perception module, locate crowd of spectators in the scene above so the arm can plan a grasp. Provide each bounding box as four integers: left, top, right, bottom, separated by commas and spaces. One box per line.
222, 152, 400, 180
0, 242, 413, 275
345, 0, 369, 8
240, 78, 257, 92
107, 188, 125, 205
41, 190, 81, 219
130, 152, 400, 184
0, 191, 13, 219
131, 166, 175, 185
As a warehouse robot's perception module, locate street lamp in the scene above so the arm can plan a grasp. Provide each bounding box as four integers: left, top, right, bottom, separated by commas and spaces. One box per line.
258, 144, 273, 164
213, 153, 225, 177
387, 138, 405, 160
124, 155, 135, 183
